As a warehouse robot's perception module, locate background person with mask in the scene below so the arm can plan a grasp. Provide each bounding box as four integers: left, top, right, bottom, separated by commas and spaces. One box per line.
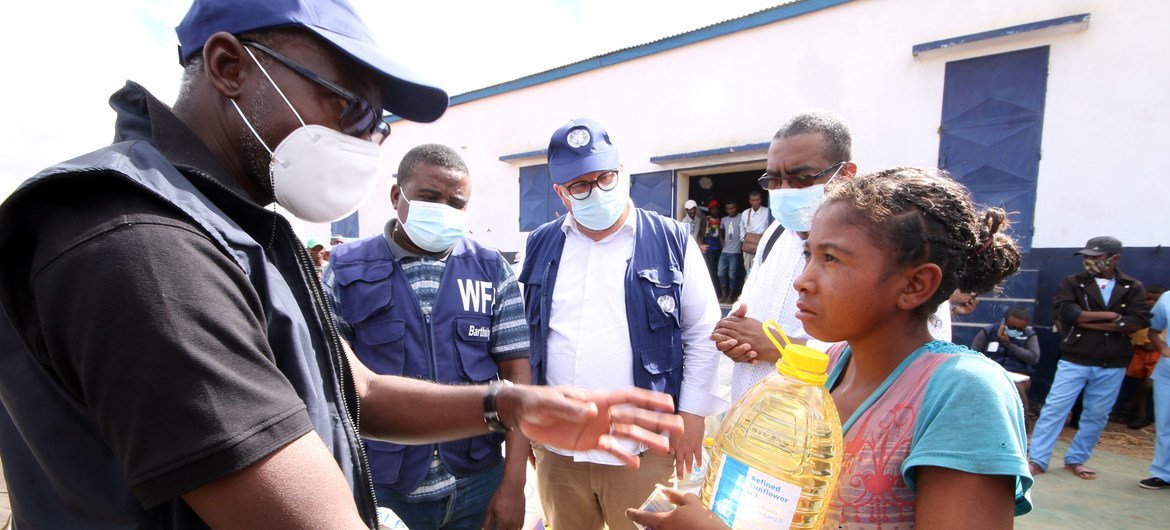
0, 1, 684, 527
711, 110, 952, 400
711, 110, 857, 400
326, 144, 530, 530
519, 118, 726, 530
1028, 236, 1152, 480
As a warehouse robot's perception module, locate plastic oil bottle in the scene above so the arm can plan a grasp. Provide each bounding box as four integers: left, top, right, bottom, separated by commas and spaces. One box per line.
700, 320, 843, 529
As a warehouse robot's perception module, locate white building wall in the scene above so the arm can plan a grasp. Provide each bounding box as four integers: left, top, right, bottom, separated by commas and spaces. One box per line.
359, 0, 1169, 253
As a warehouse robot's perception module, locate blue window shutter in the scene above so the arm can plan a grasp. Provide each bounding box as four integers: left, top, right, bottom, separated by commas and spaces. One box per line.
331, 211, 359, 238
630, 170, 674, 216
520, 164, 565, 230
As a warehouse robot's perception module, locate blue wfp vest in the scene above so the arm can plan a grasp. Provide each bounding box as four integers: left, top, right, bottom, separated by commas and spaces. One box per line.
518, 209, 688, 406
330, 235, 505, 492
981, 322, 1037, 374
0, 142, 378, 527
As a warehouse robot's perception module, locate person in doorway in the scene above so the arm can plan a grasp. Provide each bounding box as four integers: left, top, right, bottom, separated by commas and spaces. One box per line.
519, 118, 726, 530
740, 190, 770, 275
325, 144, 530, 530
701, 200, 723, 291
716, 199, 743, 303
970, 307, 1041, 412
0, 1, 684, 527
1028, 236, 1151, 480
1140, 287, 1170, 489
679, 199, 706, 245
628, 167, 1032, 529
1117, 285, 1166, 429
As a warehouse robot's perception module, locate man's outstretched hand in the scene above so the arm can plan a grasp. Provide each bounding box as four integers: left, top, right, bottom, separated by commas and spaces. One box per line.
498, 386, 683, 468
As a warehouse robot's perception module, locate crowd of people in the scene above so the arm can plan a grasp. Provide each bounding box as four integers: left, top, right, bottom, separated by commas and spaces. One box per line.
0, 0, 1163, 529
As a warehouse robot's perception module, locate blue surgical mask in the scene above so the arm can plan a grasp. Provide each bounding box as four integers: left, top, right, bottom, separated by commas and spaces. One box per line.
767, 167, 842, 232
1005, 328, 1025, 340
399, 195, 468, 252
568, 179, 628, 231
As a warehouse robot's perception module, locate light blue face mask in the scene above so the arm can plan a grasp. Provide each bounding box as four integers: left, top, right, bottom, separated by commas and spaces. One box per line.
1005, 328, 1025, 340
568, 177, 628, 231
767, 166, 843, 232
399, 195, 468, 252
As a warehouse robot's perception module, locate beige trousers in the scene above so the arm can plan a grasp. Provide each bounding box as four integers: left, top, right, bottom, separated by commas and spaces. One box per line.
533, 443, 675, 530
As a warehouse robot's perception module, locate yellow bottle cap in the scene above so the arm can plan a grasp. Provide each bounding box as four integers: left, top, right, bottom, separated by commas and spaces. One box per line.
703, 437, 715, 447
763, 319, 829, 385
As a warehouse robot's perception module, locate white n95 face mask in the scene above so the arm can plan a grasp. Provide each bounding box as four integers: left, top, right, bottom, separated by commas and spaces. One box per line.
230, 46, 382, 223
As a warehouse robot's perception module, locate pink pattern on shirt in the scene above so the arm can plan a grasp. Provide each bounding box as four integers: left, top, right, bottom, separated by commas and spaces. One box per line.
822, 345, 951, 529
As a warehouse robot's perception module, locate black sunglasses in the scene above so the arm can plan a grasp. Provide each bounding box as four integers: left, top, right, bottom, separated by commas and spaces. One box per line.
757, 161, 844, 190
241, 41, 390, 144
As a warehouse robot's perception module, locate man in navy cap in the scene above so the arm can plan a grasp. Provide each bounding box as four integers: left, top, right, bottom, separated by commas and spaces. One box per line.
519, 118, 726, 530
1028, 236, 1151, 480
0, 2, 682, 528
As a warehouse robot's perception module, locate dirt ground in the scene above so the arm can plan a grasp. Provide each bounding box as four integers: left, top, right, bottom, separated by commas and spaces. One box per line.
1077, 420, 1156, 460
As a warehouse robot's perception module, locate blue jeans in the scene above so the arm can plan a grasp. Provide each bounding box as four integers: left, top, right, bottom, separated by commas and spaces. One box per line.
1151, 359, 1170, 480
376, 460, 504, 530
717, 252, 743, 291
1028, 360, 1125, 470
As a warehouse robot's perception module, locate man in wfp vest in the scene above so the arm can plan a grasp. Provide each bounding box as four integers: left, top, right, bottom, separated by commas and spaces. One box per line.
0, 1, 681, 527
327, 144, 531, 529
520, 118, 727, 530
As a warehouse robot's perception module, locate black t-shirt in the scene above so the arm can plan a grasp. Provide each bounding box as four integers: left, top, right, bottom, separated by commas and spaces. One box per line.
0, 87, 318, 518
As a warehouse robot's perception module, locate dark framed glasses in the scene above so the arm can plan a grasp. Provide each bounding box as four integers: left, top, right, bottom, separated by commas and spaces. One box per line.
757, 161, 844, 190
562, 171, 619, 200
241, 40, 390, 144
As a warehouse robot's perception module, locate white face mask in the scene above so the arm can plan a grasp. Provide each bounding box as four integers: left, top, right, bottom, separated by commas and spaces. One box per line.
230, 46, 382, 223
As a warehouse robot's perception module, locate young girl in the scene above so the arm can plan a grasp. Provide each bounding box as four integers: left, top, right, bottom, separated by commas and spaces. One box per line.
628, 167, 1032, 529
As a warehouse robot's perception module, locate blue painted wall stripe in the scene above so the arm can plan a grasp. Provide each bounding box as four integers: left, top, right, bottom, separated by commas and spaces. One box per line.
499, 149, 547, 162
649, 142, 770, 164
388, 0, 852, 123
912, 13, 1090, 56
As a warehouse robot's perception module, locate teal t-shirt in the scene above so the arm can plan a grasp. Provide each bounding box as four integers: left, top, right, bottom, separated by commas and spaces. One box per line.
823, 340, 1033, 527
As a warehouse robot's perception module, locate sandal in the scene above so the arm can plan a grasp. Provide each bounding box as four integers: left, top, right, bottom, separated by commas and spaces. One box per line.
1028, 461, 1045, 475
1065, 463, 1097, 480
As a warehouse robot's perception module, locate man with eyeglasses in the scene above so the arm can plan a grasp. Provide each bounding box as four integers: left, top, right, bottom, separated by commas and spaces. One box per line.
712, 111, 955, 399
519, 118, 726, 530
0, 1, 683, 528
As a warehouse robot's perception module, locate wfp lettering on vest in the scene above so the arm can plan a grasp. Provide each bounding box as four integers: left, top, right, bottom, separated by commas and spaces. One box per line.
458, 279, 494, 314
468, 325, 491, 338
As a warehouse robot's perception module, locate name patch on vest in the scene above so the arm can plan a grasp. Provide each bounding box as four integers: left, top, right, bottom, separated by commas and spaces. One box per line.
457, 317, 492, 342
458, 279, 494, 314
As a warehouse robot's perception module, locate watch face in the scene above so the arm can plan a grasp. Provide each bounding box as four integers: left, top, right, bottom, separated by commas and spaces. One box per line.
567, 128, 591, 148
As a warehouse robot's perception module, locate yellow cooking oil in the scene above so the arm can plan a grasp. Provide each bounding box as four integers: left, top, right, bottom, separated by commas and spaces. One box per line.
700, 320, 843, 529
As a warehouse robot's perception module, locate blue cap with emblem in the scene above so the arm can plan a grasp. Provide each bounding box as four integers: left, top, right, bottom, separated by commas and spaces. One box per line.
546, 118, 620, 185
176, 0, 449, 123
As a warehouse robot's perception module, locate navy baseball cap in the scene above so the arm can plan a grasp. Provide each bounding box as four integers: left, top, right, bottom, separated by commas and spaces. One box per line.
547, 118, 620, 185
176, 0, 449, 123
1074, 236, 1122, 256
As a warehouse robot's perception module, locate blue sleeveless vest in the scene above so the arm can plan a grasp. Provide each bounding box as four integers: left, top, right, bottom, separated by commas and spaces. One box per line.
518, 209, 687, 406
0, 141, 378, 526
981, 322, 1037, 374
330, 235, 505, 492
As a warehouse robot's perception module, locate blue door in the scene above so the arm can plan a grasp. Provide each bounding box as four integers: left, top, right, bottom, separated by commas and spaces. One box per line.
938, 46, 1048, 252
630, 170, 674, 216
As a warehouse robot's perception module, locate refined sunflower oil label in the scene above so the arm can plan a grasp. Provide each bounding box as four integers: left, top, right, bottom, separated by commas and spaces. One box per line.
710, 454, 802, 529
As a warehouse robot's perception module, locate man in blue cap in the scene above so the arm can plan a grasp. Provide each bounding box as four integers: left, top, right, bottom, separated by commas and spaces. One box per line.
519, 118, 726, 530
0, 2, 682, 528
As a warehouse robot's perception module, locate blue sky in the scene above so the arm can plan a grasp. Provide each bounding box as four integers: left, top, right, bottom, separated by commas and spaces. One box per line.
0, 0, 780, 198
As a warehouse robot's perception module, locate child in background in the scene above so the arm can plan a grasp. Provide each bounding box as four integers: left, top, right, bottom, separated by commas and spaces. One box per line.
628, 167, 1032, 529
1119, 285, 1167, 429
